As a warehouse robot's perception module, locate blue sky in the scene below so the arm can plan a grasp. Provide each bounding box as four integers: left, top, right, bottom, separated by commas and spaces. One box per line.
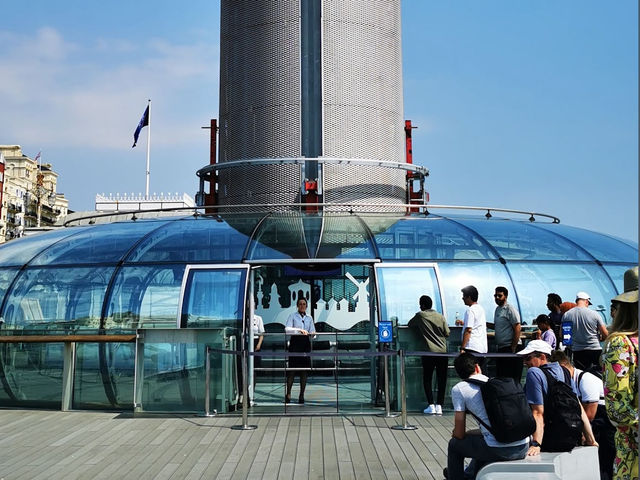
1, 1, 637, 242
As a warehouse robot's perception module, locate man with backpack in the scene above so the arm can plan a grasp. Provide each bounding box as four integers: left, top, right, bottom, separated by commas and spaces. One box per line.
445, 352, 530, 479
551, 351, 615, 480
517, 339, 598, 456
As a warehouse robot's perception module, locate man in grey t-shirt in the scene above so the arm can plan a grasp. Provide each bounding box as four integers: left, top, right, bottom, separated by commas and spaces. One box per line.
563, 291, 608, 371
487, 286, 523, 383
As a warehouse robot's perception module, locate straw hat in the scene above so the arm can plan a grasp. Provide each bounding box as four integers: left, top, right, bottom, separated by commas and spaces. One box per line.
612, 266, 639, 303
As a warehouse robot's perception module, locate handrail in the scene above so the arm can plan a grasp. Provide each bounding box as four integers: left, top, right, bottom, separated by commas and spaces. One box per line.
0, 334, 137, 343
62, 202, 561, 226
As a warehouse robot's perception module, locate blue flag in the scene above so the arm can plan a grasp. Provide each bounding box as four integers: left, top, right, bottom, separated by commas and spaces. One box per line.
132, 105, 149, 148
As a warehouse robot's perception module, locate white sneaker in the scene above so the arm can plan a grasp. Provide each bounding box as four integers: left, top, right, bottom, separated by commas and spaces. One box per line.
423, 404, 436, 415
435, 404, 443, 415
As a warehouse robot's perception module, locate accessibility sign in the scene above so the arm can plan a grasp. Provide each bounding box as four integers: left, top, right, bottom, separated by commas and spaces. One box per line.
378, 321, 393, 343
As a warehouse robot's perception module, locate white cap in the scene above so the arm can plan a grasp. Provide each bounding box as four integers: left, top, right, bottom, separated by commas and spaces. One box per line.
576, 291, 592, 305
518, 339, 553, 356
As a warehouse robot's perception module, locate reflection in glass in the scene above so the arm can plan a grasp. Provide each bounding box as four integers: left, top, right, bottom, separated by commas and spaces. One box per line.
603, 265, 632, 296
506, 263, 617, 326
127, 216, 251, 263
534, 223, 638, 263
369, 216, 498, 260
0, 226, 85, 267
377, 266, 442, 326
73, 342, 135, 409
104, 265, 186, 329
461, 219, 593, 261
2, 267, 114, 331
0, 342, 62, 408
30, 220, 168, 266
180, 268, 246, 330
436, 262, 513, 325
0, 268, 20, 313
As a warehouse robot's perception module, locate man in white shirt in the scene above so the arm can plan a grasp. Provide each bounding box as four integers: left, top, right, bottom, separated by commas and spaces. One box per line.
460, 285, 488, 371
445, 352, 529, 479
551, 351, 615, 480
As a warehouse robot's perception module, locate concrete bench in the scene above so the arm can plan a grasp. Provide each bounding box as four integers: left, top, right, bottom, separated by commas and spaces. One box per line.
476, 446, 600, 480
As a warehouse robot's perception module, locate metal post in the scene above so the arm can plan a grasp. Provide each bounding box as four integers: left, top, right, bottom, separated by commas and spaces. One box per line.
377, 351, 398, 418
199, 346, 216, 417
232, 349, 257, 430
61, 341, 75, 411
392, 349, 417, 430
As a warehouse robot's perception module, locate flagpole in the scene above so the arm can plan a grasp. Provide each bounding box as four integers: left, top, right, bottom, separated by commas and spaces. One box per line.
145, 99, 151, 199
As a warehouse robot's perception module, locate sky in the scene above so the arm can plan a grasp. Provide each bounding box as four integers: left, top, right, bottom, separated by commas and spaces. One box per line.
1, 1, 637, 242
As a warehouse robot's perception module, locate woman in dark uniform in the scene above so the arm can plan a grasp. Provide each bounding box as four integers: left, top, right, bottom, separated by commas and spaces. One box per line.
285, 298, 315, 404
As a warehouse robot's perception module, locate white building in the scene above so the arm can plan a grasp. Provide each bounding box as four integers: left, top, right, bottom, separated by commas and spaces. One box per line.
0, 145, 69, 242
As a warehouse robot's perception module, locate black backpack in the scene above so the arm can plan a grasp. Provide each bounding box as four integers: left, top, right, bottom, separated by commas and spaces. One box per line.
540, 365, 584, 452
466, 377, 536, 443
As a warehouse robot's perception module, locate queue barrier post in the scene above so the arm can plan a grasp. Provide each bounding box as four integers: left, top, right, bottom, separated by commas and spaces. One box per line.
391, 349, 417, 431
232, 348, 258, 430
377, 350, 399, 418
198, 345, 217, 417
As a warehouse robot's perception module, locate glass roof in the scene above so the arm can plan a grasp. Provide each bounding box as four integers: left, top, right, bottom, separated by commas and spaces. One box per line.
0, 212, 636, 267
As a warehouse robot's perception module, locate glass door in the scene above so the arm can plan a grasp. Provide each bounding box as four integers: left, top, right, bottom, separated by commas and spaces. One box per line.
374, 263, 446, 412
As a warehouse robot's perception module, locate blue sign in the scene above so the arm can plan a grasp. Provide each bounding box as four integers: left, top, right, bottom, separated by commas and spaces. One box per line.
561, 321, 573, 346
378, 321, 393, 343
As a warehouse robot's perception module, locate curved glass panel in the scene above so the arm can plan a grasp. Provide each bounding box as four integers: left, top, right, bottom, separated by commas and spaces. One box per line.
1, 266, 115, 331
73, 342, 134, 410
0, 227, 86, 267
30, 220, 170, 266
128, 216, 250, 263
180, 267, 246, 330
436, 262, 514, 325
377, 265, 442, 326
534, 223, 638, 263
602, 265, 632, 295
459, 219, 593, 261
506, 263, 616, 326
0, 268, 20, 312
367, 216, 498, 260
316, 214, 376, 259
248, 213, 310, 260
104, 265, 187, 329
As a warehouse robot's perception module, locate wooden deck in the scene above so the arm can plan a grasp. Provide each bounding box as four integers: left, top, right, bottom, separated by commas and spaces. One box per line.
0, 409, 455, 479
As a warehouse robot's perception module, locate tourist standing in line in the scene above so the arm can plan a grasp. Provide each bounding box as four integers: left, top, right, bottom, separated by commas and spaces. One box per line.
534, 314, 557, 350
563, 291, 608, 370
487, 286, 522, 383
517, 340, 597, 456
285, 297, 315, 404
552, 350, 615, 480
408, 295, 450, 415
460, 285, 488, 371
602, 267, 638, 480
546, 293, 564, 348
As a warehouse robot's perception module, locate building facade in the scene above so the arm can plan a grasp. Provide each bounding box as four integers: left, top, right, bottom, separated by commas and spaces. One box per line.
0, 145, 69, 242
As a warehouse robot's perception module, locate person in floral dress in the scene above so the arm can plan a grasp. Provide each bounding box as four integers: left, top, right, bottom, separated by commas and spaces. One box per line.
602, 267, 638, 480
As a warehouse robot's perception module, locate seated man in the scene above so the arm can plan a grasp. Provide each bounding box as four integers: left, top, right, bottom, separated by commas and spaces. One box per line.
445, 353, 529, 480
517, 340, 597, 455
551, 351, 615, 480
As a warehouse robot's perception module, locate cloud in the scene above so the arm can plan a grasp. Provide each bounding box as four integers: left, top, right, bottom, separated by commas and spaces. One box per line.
0, 27, 219, 149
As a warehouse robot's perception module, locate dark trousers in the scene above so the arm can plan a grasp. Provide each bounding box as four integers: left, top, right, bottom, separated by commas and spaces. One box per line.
495, 346, 524, 384
421, 356, 448, 405
573, 349, 602, 371
592, 405, 616, 480
447, 434, 528, 480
